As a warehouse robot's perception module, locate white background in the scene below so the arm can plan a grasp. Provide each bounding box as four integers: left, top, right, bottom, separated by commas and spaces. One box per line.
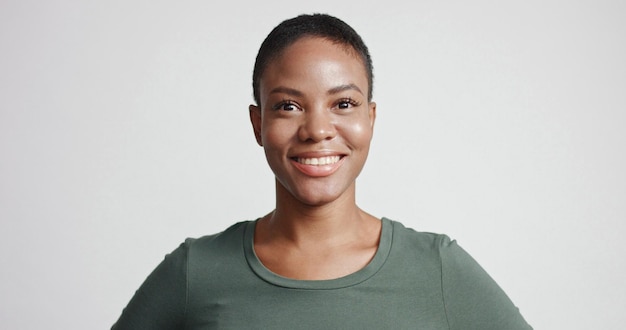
1, 0, 624, 329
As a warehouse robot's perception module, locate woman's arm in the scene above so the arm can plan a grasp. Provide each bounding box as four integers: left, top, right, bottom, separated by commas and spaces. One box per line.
111, 241, 190, 330
439, 235, 532, 329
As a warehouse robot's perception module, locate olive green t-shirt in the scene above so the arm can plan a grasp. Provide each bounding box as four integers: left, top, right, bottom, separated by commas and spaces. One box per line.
112, 218, 532, 329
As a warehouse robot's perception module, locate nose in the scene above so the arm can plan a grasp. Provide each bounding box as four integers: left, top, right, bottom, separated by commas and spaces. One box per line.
298, 108, 336, 142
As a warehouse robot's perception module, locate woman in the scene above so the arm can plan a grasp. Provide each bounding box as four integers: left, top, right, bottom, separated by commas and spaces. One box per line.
112, 14, 532, 329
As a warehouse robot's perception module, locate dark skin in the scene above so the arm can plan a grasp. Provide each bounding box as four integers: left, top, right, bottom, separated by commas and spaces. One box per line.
249, 37, 380, 280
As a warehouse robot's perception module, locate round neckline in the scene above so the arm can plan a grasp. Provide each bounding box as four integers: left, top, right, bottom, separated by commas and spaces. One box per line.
243, 217, 393, 290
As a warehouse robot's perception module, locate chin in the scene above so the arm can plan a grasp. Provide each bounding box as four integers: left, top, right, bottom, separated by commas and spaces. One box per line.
285, 182, 352, 207
295, 194, 338, 207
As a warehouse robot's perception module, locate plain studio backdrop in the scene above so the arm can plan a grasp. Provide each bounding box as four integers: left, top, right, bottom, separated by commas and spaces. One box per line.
1, 0, 624, 329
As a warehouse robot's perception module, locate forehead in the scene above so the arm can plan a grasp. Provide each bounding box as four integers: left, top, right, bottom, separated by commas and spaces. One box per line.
260, 37, 369, 94
280, 36, 360, 58
273, 36, 364, 69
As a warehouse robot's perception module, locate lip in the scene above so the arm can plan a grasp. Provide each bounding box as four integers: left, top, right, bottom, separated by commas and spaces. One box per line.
289, 151, 346, 177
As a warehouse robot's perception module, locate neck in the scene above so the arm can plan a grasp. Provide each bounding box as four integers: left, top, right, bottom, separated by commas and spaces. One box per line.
262, 180, 369, 247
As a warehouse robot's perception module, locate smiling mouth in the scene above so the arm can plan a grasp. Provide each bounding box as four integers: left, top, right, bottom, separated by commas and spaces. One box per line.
293, 155, 342, 166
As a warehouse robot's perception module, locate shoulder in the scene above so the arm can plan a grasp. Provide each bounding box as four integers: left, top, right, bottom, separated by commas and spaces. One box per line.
383, 218, 498, 280
154, 221, 252, 269
176, 221, 254, 276
145, 221, 252, 273
181, 221, 251, 256
384, 218, 532, 329
383, 218, 461, 274
385, 217, 454, 253
385, 218, 487, 273
384, 218, 499, 280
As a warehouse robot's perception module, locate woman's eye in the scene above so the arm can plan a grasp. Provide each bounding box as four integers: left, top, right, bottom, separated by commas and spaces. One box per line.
282, 103, 296, 111
337, 99, 359, 110
338, 101, 351, 109
273, 101, 299, 111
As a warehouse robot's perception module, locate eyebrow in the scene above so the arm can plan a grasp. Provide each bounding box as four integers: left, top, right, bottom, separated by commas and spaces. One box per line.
269, 86, 304, 97
269, 84, 364, 97
327, 83, 363, 96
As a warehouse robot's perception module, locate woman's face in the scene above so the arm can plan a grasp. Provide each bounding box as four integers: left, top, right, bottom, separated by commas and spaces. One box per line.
250, 37, 376, 206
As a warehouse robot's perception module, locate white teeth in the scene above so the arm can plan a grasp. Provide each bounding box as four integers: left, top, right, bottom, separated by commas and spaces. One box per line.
297, 156, 341, 165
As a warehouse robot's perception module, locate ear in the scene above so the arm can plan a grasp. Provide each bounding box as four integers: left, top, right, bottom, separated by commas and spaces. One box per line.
249, 104, 263, 146
368, 101, 377, 129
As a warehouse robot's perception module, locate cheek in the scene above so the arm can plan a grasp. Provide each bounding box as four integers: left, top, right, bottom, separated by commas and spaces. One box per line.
341, 117, 373, 147
262, 120, 293, 151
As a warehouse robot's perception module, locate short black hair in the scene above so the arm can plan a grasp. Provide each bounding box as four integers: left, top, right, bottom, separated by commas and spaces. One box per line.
252, 13, 374, 105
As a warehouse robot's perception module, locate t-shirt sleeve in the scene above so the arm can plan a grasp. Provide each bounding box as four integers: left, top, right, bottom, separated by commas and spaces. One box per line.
111, 240, 191, 330
438, 235, 532, 330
